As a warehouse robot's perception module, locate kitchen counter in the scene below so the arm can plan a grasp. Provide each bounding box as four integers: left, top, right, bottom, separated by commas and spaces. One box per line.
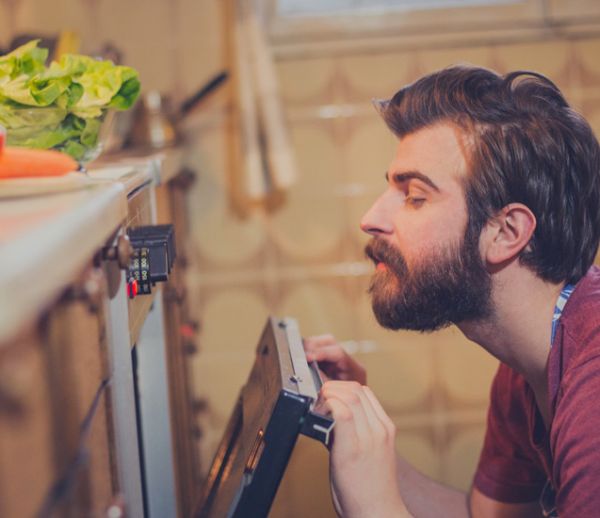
0, 181, 127, 344
0, 150, 196, 518
87, 163, 153, 193
94, 147, 184, 185
0, 147, 183, 345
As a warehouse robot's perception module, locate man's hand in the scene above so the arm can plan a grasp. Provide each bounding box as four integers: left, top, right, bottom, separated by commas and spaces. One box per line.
303, 334, 367, 385
318, 380, 411, 518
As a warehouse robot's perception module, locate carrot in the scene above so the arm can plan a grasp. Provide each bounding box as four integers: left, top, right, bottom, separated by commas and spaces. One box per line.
0, 147, 79, 179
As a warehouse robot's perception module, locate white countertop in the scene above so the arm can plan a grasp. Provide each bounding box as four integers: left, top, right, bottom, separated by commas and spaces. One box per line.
87, 163, 153, 194
93, 147, 184, 185
0, 150, 176, 344
0, 182, 128, 344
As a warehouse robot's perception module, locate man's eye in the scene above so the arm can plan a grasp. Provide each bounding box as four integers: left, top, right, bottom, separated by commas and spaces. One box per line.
406, 197, 425, 207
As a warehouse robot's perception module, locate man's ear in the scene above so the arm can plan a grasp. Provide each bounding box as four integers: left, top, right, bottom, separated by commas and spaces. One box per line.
480, 203, 536, 265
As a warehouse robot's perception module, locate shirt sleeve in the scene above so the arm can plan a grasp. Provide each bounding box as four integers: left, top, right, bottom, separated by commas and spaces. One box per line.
551, 350, 600, 515
473, 363, 547, 503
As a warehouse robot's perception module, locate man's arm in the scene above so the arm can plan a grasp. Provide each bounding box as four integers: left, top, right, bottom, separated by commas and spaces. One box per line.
319, 380, 543, 518
470, 488, 544, 518
394, 455, 544, 518
394, 454, 469, 516
305, 336, 544, 518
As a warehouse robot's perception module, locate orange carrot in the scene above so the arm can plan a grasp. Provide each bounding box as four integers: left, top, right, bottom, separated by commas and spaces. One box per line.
0, 147, 79, 179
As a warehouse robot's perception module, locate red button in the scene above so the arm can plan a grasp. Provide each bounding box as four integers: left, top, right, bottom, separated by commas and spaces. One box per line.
179, 323, 195, 339
127, 279, 138, 298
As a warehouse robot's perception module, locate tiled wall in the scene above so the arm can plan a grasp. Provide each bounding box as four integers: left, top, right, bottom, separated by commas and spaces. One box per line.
0, 0, 224, 98
188, 36, 600, 517
5, 2, 600, 516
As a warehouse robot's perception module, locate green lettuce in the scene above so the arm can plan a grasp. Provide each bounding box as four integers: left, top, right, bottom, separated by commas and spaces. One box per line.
0, 40, 47, 80
0, 40, 140, 161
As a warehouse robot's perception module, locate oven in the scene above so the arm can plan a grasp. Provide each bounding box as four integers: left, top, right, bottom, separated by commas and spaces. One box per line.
100, 165, 178, 518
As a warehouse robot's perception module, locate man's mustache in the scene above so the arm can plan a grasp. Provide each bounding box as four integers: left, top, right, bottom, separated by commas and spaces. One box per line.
364, 238, 406, 272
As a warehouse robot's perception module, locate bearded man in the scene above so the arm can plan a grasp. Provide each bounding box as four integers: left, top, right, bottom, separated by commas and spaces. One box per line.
304, 65, 600, 518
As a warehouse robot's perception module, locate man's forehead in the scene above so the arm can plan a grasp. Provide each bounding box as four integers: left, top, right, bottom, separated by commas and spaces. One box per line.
389, 122, 470, 186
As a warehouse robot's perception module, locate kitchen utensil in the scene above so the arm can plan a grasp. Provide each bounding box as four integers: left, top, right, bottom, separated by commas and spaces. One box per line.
125, 71, 228, 150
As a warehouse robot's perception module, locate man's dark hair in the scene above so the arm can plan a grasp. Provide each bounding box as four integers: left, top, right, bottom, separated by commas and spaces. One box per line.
378, 65, 600, 284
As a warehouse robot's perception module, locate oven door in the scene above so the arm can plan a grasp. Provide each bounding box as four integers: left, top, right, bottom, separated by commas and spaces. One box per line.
196, 317, 334, 518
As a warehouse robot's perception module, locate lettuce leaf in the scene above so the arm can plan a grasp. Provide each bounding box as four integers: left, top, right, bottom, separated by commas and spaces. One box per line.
6, 120, 79, 149
0, 40, 140, 161
0, 103, 66, 128
0, 40, 47, 80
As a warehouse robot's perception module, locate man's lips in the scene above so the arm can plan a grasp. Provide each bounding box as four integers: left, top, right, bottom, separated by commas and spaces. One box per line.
376, 262, 388, 272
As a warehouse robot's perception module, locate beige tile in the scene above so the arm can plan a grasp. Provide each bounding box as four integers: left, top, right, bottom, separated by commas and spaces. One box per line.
280, 281, 355, 338
177, 0, 225, 90
344, 116, 397, 188
493, 41, 570, 78
338, 53, 414, 99
360, 344, 435, 412
270, 189, 346, 261
191, 351, 255, 471
19, 0, 87, 41
288, 122, 343, 195
584, 105, 600, 139
187, 128, 267, 265
419, 46, 494, 74
441, 426, 486, 491
191, 351, 254, 424
1, 3, 29, 43
394, 429, 440, 481
271, 436, 336, 518
547, 0, 600, 19
436, 327, 498, 405
574, 38, 600, 75
18, 0, 224, 94
276, 57, 337, 104
190, 201, 266, 266
198, 288, 270, 354
356, 297, 437, 410
96, 0, 175, 91
187, 123, 230, 177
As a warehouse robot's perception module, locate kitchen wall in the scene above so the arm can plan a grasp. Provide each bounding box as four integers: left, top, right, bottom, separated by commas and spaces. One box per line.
4, 1, 600, 516
187, 4, 600, 516
0, 0, 224, 97
265, 34, 600, 517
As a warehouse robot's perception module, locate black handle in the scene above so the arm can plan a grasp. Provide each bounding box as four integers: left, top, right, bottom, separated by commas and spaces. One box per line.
178, 71, 229, 118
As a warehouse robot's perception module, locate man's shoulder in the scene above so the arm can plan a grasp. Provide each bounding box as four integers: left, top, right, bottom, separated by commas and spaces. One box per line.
553, 267, 600, 387
560, 266, 600, 342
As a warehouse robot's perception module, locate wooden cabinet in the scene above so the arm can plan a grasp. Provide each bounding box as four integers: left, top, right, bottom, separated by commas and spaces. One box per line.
0, 326, 56, 518
43, 270, 119, 517
0, 157, 197, 517
0, 266, 120, 518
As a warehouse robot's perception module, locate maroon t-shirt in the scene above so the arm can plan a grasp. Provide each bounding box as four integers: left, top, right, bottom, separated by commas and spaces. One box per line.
473, 266, 600, 515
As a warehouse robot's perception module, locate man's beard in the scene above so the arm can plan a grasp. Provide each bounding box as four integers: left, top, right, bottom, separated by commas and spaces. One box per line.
365, 229, 492, 332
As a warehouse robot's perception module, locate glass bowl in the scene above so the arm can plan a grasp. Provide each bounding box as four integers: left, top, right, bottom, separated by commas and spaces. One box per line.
3, 106, 114, 165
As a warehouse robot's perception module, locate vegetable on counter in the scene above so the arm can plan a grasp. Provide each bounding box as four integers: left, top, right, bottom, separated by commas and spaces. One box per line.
0, 40, 140, 161
0, 132, 79, 178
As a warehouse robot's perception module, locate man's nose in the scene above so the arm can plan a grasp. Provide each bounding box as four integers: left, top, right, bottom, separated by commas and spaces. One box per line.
360, 193, 394, 237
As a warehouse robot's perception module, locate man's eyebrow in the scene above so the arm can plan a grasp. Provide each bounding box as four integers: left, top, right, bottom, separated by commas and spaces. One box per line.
385, 171, 440, 192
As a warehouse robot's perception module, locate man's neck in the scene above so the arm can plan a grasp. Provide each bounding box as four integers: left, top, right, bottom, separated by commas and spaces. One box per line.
458, 265, 564, 425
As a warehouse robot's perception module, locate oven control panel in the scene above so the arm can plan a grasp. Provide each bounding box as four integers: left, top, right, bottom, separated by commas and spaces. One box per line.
126, 224, 176, 298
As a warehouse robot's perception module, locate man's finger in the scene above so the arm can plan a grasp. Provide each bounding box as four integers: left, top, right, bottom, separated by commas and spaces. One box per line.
306, 344, 346, 363
321, 382, 373, 445
303, 334, 337, 352
363, 385, 396, 434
